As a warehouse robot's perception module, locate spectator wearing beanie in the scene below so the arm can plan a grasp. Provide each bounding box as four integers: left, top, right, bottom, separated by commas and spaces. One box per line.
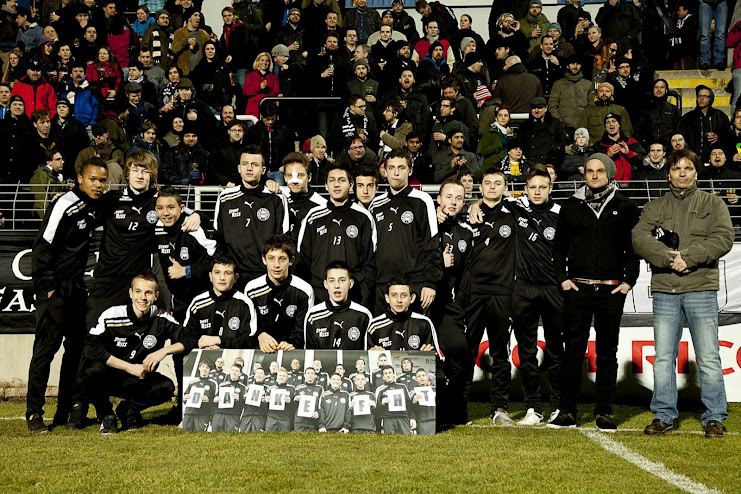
561, 127, 591, 180
306, 135, 333, 186
590, 112, 644, 185
519, 0, 551, 53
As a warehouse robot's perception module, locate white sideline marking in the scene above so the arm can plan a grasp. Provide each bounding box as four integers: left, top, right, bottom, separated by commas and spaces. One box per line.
465, 424, 740, 436
580, 429, 722, 494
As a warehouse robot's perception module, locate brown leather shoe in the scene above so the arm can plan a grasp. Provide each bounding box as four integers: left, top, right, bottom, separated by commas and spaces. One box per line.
644, 418, 673, 435
704, 420, 724, 438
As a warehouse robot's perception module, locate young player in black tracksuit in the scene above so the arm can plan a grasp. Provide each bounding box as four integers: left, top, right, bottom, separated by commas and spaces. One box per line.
313, 360, 331, 391
293, 367, 325, 432
28, 160, 107, 432
76, 271, 186, 433
240, 368, 270, 432
375, 365, 416, 434
410, 368, 436, 435
154, 186, 216, 321
367, 275, 442, 356
430, 179, 475, 425
397, 358, 417, 392
349, 372, 377, 432
318, 374, 352, 433
211, 364, 248, 432
303, 261, 373, 349
550, 153, 639, 430
265, 368, 297, 432
369, 150, 442, 315
349, 358, 374, 392
335, 365, 354, 393
213, 145, 289, 288
283, 153, 328, 245
461, 169, 517, 425
287, 358, 305, 388
181, 256, 258, 353
297, 163, 377, 305
509, 166, 564, 425
183, 360, 219, 432
209, 359, 228, 386
244, 235, 315, 351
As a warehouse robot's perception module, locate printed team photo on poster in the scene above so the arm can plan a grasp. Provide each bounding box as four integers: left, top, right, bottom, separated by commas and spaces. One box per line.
182, 349, 437, 434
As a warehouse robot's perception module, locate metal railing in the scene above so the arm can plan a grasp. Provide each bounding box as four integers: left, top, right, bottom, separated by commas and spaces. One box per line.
3, 179, 741, 232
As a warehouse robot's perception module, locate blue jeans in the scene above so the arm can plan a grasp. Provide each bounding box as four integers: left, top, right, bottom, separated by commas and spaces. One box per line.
650, 291, 727, 426
732, 68, 741, 110
699, 0, 727, 64
266, 170, 285, 185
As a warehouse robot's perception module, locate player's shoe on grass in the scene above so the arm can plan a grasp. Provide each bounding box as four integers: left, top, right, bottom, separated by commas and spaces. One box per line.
705, 420, 724, 438
644, 418, 673, 435
125, 408, 144, 431
491, 408, 515, 426
596, 414, 617, 432
150, 405, 182, 426
116, 401, 130, 430
547, 412, 576, 429
518, 408, 543, 426
27, 414, 49, 434
549, 409, 561, 423
100, 414, 118, 434
65, 402, 86, 430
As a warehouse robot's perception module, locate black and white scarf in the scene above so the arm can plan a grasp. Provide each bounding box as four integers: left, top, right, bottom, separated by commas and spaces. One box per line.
151, 29, 174, 63
340, 107, 369, 138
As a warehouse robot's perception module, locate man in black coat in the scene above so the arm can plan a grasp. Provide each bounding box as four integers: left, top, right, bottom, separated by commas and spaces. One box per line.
679, 85, 730, 163
518, 97, 569, 167
636, 79, 681, 149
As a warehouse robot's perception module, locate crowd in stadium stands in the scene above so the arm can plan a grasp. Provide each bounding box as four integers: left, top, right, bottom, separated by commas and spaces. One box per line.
8, 0, 736, 437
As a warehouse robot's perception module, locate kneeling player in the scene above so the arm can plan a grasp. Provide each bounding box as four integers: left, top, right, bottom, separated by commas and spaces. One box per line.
73, 270, 185, 433
211, 363, 248, 432
367, 275, 441, 355
303, 261, 373, 349
349, 372, 377, 433
183, 360, 218, 432
318, 374, 351, 433
375, 365, 416, 434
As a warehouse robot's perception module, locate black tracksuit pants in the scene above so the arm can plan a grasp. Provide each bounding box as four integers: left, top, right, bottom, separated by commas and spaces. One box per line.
430, 298, 468, 425
512, 280, 564, 414
560, 286, 626, 417
26, 279, 88, 423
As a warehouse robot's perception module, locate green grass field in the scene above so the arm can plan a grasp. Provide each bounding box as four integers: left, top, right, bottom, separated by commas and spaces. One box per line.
1, 399, 738, 493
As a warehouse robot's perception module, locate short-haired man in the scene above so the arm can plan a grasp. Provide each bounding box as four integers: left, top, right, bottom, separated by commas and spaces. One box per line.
350, 358, 374, 391
298, 163, 376, 304
214, 145, 290, 286
410, 368, 436, 435
303, 261, 373, 349
240, 367, 269, 432
182, 360, 218, 432
211, 363, 248, 432
576, 81, 633, 146
591, 112, 645, 185
679, 85, 730, 163
367, 275, 441, 354
287, 358, 305, 387
374, 365, 416, 434
244, 234, 314, 351
318, 373, 352, 433
369, 150, 442, 315
27, 158, 108, 433
73, 271, 185, 433
293, 366, 324, 432
349, 372, 377, 432
283, 152, 327, 244
632, 149, 733, 438
353, 163, 380, 209
11, 60, 57, 117
265, 367, 297, 432
181, 256, 258, 371
433, 129, 478, 183
549, 154, 639, 430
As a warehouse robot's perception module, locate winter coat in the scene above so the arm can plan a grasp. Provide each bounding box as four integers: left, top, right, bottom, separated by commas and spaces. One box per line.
85, 61, 122, 98
172, 26, 209, 76
11, 75, 58, 118
548, 72, 594, 129
518, 112, 570, 166
518, 14, 550, 52
560, 144, 591, 180
479, 125, 509, 172
591, 132, 645, 185
576, 99, 634, 145
160, 143, 209, 185
595, 0, 641, 49
491, 63, 543, 114
636, 97, 681, 148
243, 69, 279, 118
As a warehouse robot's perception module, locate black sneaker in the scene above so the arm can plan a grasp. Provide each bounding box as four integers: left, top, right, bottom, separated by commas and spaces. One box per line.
644, 418, 673, 435
125, 408, 144, 431
715, 62, 726, 71
65, 402, 86, 430
705, 420, 724, 438
546, 412, 576, 429
99, 414, 118, 435
700, 63, 710, 70
596, 414, 617, 432
27, 414, 49, 434
150, 405, 182, 426
116, 401, 129, 430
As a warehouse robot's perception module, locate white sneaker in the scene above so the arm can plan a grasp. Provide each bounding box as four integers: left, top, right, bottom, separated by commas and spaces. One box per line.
491, 408, 515, 426
518, 408, 543, 426
549, 409, 561, 423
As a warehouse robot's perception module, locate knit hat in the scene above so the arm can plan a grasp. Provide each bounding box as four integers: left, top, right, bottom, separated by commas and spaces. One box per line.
57, 98, 71, 107
271, 44, 290, 58
182, 121, 199, 135
9, 95, 24, 105
547, 23, 562, 34
353, 58, 369, 69
604, 112, 622, 124
597, 81, 614, 93
155, 9, 169, 17
574, 128, 589, 141
459, 36, 475, 54
183, 7, 201, 23
529, 0, 542, 7
37, 37, 54, 47
464, 51, 483, 67
428, 41, 444, 57
288, 7, 301, 15
710, 142, 727, 155
474, 84, 492, 104
310, 135, 327, 151
587, 153, 617, 180
92, 124, 107, 137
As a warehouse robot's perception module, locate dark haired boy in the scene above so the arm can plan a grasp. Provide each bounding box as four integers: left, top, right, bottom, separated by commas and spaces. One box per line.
211, 363, 248, 432
183, 360, 218, 432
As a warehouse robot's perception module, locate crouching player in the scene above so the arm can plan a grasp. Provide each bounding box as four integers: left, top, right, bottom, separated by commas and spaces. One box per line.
73, 270, 185, 433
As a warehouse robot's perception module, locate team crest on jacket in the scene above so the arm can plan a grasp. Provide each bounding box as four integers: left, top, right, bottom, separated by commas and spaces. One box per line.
401, 211, 414, 224
346, 225, 359, 238
258, 305, 268, 315
499, 225, 511, 238
257, 208, 270, 221
286, 305, 297, 317
543, 227, 556, 240
180, 247, 189, 260
77, 219, 87, 229
408, 335, 420, 349
348, 326, 360, 341
458, 240, 467, 252
143, 334, 157, 349
146, 210, 158, 223
228, 316, 240, 330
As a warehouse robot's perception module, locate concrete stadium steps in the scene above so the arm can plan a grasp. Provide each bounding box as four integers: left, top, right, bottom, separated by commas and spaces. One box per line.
654, 69, 733, 115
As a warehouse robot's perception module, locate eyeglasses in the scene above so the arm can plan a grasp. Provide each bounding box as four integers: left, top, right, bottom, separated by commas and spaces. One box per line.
609, 48, 617, 52
440, 104, 451, 108
349, 145, 365, 150
353, 104, 366, 109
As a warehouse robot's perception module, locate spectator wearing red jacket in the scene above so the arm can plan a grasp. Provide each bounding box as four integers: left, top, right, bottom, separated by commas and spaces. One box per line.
243, 52, 280, 118
85, 46, 123, 99
591, 112, 644, 185
10, 61, 58, 118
